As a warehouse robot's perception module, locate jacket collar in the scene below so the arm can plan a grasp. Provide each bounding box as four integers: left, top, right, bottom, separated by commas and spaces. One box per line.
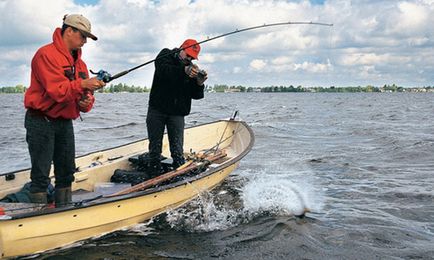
52, 27, 82, 64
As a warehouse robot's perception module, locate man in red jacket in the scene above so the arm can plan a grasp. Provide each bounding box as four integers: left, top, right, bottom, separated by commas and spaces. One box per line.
24, 14, 105, 207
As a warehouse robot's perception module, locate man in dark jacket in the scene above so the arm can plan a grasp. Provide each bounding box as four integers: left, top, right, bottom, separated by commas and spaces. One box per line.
24, 14, 105, 207
147, 39, 207, 175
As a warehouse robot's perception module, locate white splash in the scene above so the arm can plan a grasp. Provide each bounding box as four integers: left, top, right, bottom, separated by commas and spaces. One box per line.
241, 174, 318, 216
164, 169, 323, 232
165, 191, 242, 232
123, 221, 155, 237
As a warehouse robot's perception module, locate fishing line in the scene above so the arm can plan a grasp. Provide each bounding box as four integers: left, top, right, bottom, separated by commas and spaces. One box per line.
212, 112, 239, 155
200, 120, 245, 156
324, 22, 335, 88
92, 21, 333, 83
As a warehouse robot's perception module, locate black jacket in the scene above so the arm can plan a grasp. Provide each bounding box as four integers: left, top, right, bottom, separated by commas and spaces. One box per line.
148, 48, 205, 116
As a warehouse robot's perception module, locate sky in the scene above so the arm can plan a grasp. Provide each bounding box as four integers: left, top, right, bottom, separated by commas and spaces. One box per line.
0, 0, 433, 88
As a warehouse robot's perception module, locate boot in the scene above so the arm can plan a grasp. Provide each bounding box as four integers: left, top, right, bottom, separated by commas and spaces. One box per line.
29, 192, 47, 204
148, 161, 161, 178
55, 187, 72, 208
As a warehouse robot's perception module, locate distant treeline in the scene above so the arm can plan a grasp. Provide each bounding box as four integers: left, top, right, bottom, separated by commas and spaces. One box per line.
97, 83, 149, 93
0, 83, 149, 94
2, 83, 434, 94
0, 84, 27, 93
209, 84, 434, 93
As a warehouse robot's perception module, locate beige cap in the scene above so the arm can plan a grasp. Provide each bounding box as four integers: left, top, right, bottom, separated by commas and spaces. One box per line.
63, 14, 98, 41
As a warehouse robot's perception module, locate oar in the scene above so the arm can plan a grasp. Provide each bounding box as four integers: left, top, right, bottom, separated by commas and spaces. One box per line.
106, 151, 227, 197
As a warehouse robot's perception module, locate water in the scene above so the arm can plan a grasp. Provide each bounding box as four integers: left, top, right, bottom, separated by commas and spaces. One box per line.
1, 93, 433, 259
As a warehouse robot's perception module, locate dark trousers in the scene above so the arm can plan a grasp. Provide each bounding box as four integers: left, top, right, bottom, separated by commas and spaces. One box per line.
25, 111, 76, 193
146, 106, 185, 168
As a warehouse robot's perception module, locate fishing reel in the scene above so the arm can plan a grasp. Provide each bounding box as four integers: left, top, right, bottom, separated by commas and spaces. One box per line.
90, 69, 112, 83
185, 63, 207, 80
197, 69, 207, 80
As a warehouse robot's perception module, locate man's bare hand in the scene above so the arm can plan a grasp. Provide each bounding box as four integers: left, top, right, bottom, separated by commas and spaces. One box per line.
185, 64, 199, 78
78, 97, 91, 109
81, 76, 105, 91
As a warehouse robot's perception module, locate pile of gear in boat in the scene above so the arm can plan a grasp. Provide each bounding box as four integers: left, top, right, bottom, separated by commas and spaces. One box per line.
111, 152, 206, 186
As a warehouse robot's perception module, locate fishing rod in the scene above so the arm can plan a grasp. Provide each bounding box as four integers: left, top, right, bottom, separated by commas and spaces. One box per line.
91, 21, 333, 83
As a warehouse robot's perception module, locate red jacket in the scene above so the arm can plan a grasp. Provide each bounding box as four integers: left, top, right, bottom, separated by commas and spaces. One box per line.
24, 28, 94, 119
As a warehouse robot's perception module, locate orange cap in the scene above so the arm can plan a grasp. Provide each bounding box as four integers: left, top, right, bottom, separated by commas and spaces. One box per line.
180, 39, 200, 60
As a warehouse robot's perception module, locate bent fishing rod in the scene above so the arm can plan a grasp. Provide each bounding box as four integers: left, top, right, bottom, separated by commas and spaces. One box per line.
91, 21, 333, 83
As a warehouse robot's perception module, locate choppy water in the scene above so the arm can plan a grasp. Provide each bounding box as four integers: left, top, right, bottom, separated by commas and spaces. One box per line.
1, 93, 433, 259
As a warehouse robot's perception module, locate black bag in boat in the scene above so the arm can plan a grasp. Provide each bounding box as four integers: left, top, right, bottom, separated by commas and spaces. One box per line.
111, 153, 176, 185
110, 169, 153, 186
128, 152, 167, 171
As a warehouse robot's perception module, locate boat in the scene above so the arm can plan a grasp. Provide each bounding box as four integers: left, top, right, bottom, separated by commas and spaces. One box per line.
0, 118, 254, 259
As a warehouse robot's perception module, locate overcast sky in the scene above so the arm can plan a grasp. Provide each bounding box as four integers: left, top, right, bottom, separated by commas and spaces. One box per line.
0, 0, 433, 88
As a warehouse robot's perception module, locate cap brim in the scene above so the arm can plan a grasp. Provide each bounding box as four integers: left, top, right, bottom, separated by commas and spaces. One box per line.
81, 30, 98, 41
185, 49, 198, 60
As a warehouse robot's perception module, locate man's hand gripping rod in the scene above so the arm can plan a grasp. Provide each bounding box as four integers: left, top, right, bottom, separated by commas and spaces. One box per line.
90, 69, 112, 83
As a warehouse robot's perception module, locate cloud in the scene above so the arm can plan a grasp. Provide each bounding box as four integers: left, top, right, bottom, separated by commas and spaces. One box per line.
293, 60, 332, 73
340, 52, 391, 66
393, 2, 429, 33
0, 0, 434, 87
271, 56, 294, 66
232, 66, 242, 74
249, 59, 267, 70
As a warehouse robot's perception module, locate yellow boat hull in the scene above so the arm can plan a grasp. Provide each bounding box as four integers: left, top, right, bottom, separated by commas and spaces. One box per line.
0, 120, 253, 259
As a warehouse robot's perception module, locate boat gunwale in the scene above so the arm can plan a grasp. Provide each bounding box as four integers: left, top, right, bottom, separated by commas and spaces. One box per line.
2, 120, 254, 220
0, 119, 235, 177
